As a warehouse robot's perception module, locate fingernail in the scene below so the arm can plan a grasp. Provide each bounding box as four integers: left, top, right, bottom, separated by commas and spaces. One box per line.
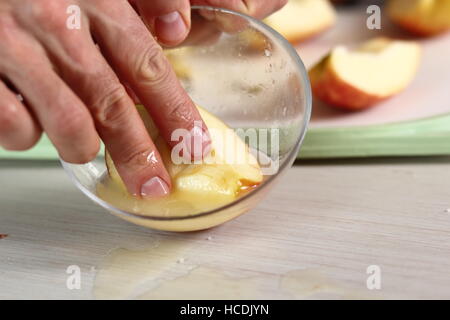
141, 176, 169, 198
155, 11, 187, 44
184, 124, 211, 162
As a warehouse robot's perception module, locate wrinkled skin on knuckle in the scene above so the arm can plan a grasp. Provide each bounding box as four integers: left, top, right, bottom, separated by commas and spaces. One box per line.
119, 144, 156, 169
90, 82, 130, 130
166, 95, 195, 126
135, 45, 171, 85
113, 144, 167, 194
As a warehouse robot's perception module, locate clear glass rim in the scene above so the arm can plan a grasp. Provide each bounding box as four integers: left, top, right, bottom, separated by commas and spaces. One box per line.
60, 5, 312, 222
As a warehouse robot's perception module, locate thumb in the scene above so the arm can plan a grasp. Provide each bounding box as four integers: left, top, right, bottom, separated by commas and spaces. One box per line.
192, 0, 288, 20
135, 0, 191, 46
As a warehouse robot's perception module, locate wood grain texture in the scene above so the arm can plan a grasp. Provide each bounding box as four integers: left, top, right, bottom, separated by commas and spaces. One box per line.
1, 159, 450, 299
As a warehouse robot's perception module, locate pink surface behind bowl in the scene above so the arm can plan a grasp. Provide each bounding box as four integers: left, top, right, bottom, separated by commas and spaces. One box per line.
296, 7, 450, 128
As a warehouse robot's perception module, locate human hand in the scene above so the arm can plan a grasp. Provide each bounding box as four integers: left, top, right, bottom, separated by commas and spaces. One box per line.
0, 0, 286, 198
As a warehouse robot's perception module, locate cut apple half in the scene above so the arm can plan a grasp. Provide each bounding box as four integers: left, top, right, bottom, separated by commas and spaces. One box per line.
388, 0, 450, 36
309, 38, 421, 110
265, 0, 336, 43
103, 105, 263, 215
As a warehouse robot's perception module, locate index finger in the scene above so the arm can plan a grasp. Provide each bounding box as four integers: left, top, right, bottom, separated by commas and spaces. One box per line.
88, 0, 211, 162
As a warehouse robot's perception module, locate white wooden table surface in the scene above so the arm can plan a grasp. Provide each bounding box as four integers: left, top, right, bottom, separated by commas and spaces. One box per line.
1, 158, 450, 299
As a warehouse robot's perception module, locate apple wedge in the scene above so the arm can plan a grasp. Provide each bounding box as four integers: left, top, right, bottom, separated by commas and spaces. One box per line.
164, 49, 191, 80
309, 38, 421, 110
388, 0, 450, 36
104, 105, 263, 213
265, 0, 336, 43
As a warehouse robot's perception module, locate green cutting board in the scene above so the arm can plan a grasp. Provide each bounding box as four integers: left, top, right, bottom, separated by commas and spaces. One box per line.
2, 112, 450, 160
300, 113, 450, 158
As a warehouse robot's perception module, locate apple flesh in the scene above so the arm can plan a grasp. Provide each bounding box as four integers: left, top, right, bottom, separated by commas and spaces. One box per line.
265, 0, 336, 44
309, 38, 421, 110
164, 49, 191, 80
388, 0, 450, 36
105, 105, 263, 208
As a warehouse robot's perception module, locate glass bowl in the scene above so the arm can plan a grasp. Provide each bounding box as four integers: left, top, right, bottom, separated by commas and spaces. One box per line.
61, 6, 311, 232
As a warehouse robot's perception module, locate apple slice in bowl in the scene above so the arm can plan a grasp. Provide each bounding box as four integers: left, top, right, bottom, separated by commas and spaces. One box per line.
99, 105, 264, 220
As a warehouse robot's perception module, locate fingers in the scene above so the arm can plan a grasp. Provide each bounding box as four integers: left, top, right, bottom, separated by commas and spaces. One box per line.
0, 81, 41, 151
135, 0, 191, 46
0, 13, 100, 163
89, 0, 211, 161
76, 75, 171, 197
5, 49, 100, 164
16, 0, 172, 197
181, 12, 222, 46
